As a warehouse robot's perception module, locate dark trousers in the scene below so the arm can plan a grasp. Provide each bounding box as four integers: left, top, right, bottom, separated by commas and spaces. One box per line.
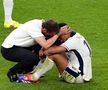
1, 45, 41, 74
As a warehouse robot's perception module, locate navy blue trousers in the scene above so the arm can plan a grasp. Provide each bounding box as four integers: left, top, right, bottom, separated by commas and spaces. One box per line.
1, 45, 41, 74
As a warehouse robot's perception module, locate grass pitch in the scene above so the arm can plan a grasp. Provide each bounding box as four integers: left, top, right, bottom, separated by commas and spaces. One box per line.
0, 0, 108, 90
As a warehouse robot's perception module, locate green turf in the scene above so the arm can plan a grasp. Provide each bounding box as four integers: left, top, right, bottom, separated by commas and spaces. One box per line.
0, 0, 108, 90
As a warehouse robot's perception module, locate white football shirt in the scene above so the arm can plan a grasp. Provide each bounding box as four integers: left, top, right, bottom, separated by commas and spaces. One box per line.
2, 19, 44, 48
61, 32, 92, 81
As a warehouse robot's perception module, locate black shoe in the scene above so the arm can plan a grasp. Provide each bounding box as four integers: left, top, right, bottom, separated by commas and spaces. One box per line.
7, 70, 18, 82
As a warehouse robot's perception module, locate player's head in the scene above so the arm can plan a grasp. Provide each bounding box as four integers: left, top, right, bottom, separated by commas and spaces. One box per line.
58, 23, 67, 28
58, 23, 71, 42
42, 19, 59, 38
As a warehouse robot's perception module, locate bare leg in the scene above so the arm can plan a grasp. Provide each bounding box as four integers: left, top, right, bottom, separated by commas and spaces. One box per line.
49, 53, 68, 74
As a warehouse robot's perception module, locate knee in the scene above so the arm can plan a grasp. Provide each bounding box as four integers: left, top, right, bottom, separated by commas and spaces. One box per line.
48, 54, 61, 60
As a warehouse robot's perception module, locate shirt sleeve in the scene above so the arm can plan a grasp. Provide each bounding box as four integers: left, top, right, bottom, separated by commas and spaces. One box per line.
61, 36, 79, 51
27, 26, 44, 38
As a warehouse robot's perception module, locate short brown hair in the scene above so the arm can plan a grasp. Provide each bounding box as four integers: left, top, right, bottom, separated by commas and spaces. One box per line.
42, 19, 59, 33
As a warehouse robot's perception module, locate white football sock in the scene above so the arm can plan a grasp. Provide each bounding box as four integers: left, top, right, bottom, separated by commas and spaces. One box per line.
61, 63, 83, 83
3, 0, 13, 23
32, 56, 54, 80
31, 60, 44, 73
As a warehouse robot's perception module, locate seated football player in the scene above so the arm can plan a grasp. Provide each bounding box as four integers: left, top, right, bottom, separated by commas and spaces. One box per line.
18, 23, 92, 83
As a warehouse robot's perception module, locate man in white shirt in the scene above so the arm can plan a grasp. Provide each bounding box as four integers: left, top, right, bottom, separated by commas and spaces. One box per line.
22, 23, 92, 83
1, 19, 69, 82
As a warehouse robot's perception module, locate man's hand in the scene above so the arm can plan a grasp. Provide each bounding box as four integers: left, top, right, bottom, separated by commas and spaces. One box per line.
39, 48, 46, 59
59, 25, 71, 35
